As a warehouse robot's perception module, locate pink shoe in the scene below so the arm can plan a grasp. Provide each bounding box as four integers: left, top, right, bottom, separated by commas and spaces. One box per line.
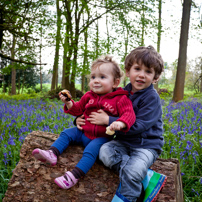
54, 171, 78, 189
32, 148, 57, 166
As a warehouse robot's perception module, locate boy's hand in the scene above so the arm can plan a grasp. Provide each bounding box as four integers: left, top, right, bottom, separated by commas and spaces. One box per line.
59, 92, 73, 109
87, 109, 109, 125
109, 121, 126, 131
76, 115, 85, 130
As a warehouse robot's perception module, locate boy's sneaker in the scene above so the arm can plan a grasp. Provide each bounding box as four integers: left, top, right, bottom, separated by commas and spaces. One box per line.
111, 183, 130, 202
142, 169, 167, 202
111, 169, 167, 202
54, 171, 78, 189
32, 148, 57, 166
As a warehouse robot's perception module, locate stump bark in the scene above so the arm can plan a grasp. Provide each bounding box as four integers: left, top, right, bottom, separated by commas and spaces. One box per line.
3, 131, 184, 202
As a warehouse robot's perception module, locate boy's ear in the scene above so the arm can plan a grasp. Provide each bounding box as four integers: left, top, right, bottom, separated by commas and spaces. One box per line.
113, 78, 120, 88
152, 77, 159, 84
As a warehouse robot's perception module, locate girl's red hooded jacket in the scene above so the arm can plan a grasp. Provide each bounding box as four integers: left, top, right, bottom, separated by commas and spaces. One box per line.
64, 87, 136, 140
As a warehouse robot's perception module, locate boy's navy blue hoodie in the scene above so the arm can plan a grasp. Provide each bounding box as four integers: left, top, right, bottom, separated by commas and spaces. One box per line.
109, 83, 164, 152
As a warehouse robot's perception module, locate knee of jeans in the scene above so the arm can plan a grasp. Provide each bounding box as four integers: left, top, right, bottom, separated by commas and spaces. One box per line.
99, 145, 112, 167
122, 166, 145, 182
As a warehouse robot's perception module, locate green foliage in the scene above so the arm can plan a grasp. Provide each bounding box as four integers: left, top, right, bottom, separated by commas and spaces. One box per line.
0, 93, 42, 100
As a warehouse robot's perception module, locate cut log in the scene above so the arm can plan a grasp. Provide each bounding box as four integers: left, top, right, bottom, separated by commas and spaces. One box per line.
3, 131, 184, 202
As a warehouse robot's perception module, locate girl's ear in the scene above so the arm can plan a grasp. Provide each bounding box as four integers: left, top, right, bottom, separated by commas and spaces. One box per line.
126, 70, 130, 77
113, 78, 120, 88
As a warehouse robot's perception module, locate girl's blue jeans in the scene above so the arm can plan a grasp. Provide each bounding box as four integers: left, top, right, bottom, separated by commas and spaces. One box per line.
99, 140, 159, 202
51, 127, 110, 174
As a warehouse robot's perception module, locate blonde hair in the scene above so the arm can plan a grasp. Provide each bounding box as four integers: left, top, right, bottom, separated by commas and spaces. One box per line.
91, 55, 124, 81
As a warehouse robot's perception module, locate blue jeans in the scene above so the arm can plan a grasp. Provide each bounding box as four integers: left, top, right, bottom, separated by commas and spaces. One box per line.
52, 127, 110, 174
99, 140, 159, 202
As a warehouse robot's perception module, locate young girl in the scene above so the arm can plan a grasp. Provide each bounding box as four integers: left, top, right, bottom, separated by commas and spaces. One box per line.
32, 55, 136, 190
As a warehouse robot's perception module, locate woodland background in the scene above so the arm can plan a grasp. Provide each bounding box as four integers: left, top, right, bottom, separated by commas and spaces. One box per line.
0, 0, 202, 101
0, 1, 202, 202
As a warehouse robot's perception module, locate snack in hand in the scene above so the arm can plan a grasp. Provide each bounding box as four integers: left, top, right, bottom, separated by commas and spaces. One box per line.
61, 90, 72, 101
106, 126, 115, 135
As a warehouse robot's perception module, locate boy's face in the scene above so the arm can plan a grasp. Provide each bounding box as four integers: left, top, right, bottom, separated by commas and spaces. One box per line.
126, 63, 158, 93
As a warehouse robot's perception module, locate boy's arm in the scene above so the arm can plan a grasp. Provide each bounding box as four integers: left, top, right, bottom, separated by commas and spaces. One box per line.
108, 94, 162, 134
129, 94, 162, 134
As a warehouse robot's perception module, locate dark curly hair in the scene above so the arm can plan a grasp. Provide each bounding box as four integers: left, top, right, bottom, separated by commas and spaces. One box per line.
124, 45, 164, 79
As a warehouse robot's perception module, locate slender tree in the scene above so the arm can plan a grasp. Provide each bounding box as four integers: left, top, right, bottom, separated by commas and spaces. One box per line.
173, 0, 192, 102
11, 35, 16, 95
51, 0, 61, 90
154, 0, 162, 91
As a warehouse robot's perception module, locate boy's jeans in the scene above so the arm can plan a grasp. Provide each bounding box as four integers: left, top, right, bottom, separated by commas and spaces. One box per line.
99, 140, 159, 202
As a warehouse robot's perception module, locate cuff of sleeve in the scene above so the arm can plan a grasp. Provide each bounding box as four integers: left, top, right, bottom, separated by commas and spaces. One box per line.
73, 117, 77, 126
109, 116, 119, 126
64, 104, 68, 113
63, 99, 75, 113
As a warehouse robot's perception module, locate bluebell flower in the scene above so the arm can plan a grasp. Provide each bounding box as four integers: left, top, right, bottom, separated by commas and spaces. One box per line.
192, 189, 199, 196
8, 137, 16, 145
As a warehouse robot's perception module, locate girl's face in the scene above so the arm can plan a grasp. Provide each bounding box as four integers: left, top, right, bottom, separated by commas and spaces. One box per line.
89, 63, 120, 95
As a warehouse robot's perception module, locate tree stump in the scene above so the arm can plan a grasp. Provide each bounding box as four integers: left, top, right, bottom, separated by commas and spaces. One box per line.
3, 131, 184, 202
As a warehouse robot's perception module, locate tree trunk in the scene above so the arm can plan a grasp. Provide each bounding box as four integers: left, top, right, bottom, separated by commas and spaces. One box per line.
95, 18, 99, 58
172, 0, 192, 102
106, 13, 110, 54
3, 131, 184, 202
51, 0, 61, 90
62, 32, 69, 89
62, 0, 72, 90
200, 60, 202, 93
154, 0, 162, 91
39, 24, 43, 91
69, 0, 80, 98
11, 35, 16, 95
2, 74, 6, 93
21, 70, 25, 94
140, 1, 145, 46
81, 25, 88, 93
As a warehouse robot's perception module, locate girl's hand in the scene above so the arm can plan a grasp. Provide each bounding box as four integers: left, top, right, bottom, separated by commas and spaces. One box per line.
76, 115, 85, 130
59, 92, 73, 108
109, 121, 126, 131
87, 109, 109, 125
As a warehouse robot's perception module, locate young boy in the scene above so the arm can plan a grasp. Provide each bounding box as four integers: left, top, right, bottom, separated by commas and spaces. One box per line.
99, 46, 165, 202
77, 46, 166, 201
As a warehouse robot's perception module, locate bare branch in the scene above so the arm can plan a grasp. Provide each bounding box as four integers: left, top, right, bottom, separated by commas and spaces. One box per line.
0, 53, 47, 65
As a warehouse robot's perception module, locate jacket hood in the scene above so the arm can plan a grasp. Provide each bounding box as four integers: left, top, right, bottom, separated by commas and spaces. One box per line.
124, 83, 154, 93
90, 87, 128, 99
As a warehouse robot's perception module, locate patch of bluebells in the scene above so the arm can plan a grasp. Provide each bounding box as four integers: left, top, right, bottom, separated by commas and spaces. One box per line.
0, 99, 74, 169
1, 97, 202, 201
162, 99, 202, 199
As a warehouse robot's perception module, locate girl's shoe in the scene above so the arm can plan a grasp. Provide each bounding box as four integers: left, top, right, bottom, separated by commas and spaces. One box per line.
54, 171, 78, 189
32, 148, 57, 166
